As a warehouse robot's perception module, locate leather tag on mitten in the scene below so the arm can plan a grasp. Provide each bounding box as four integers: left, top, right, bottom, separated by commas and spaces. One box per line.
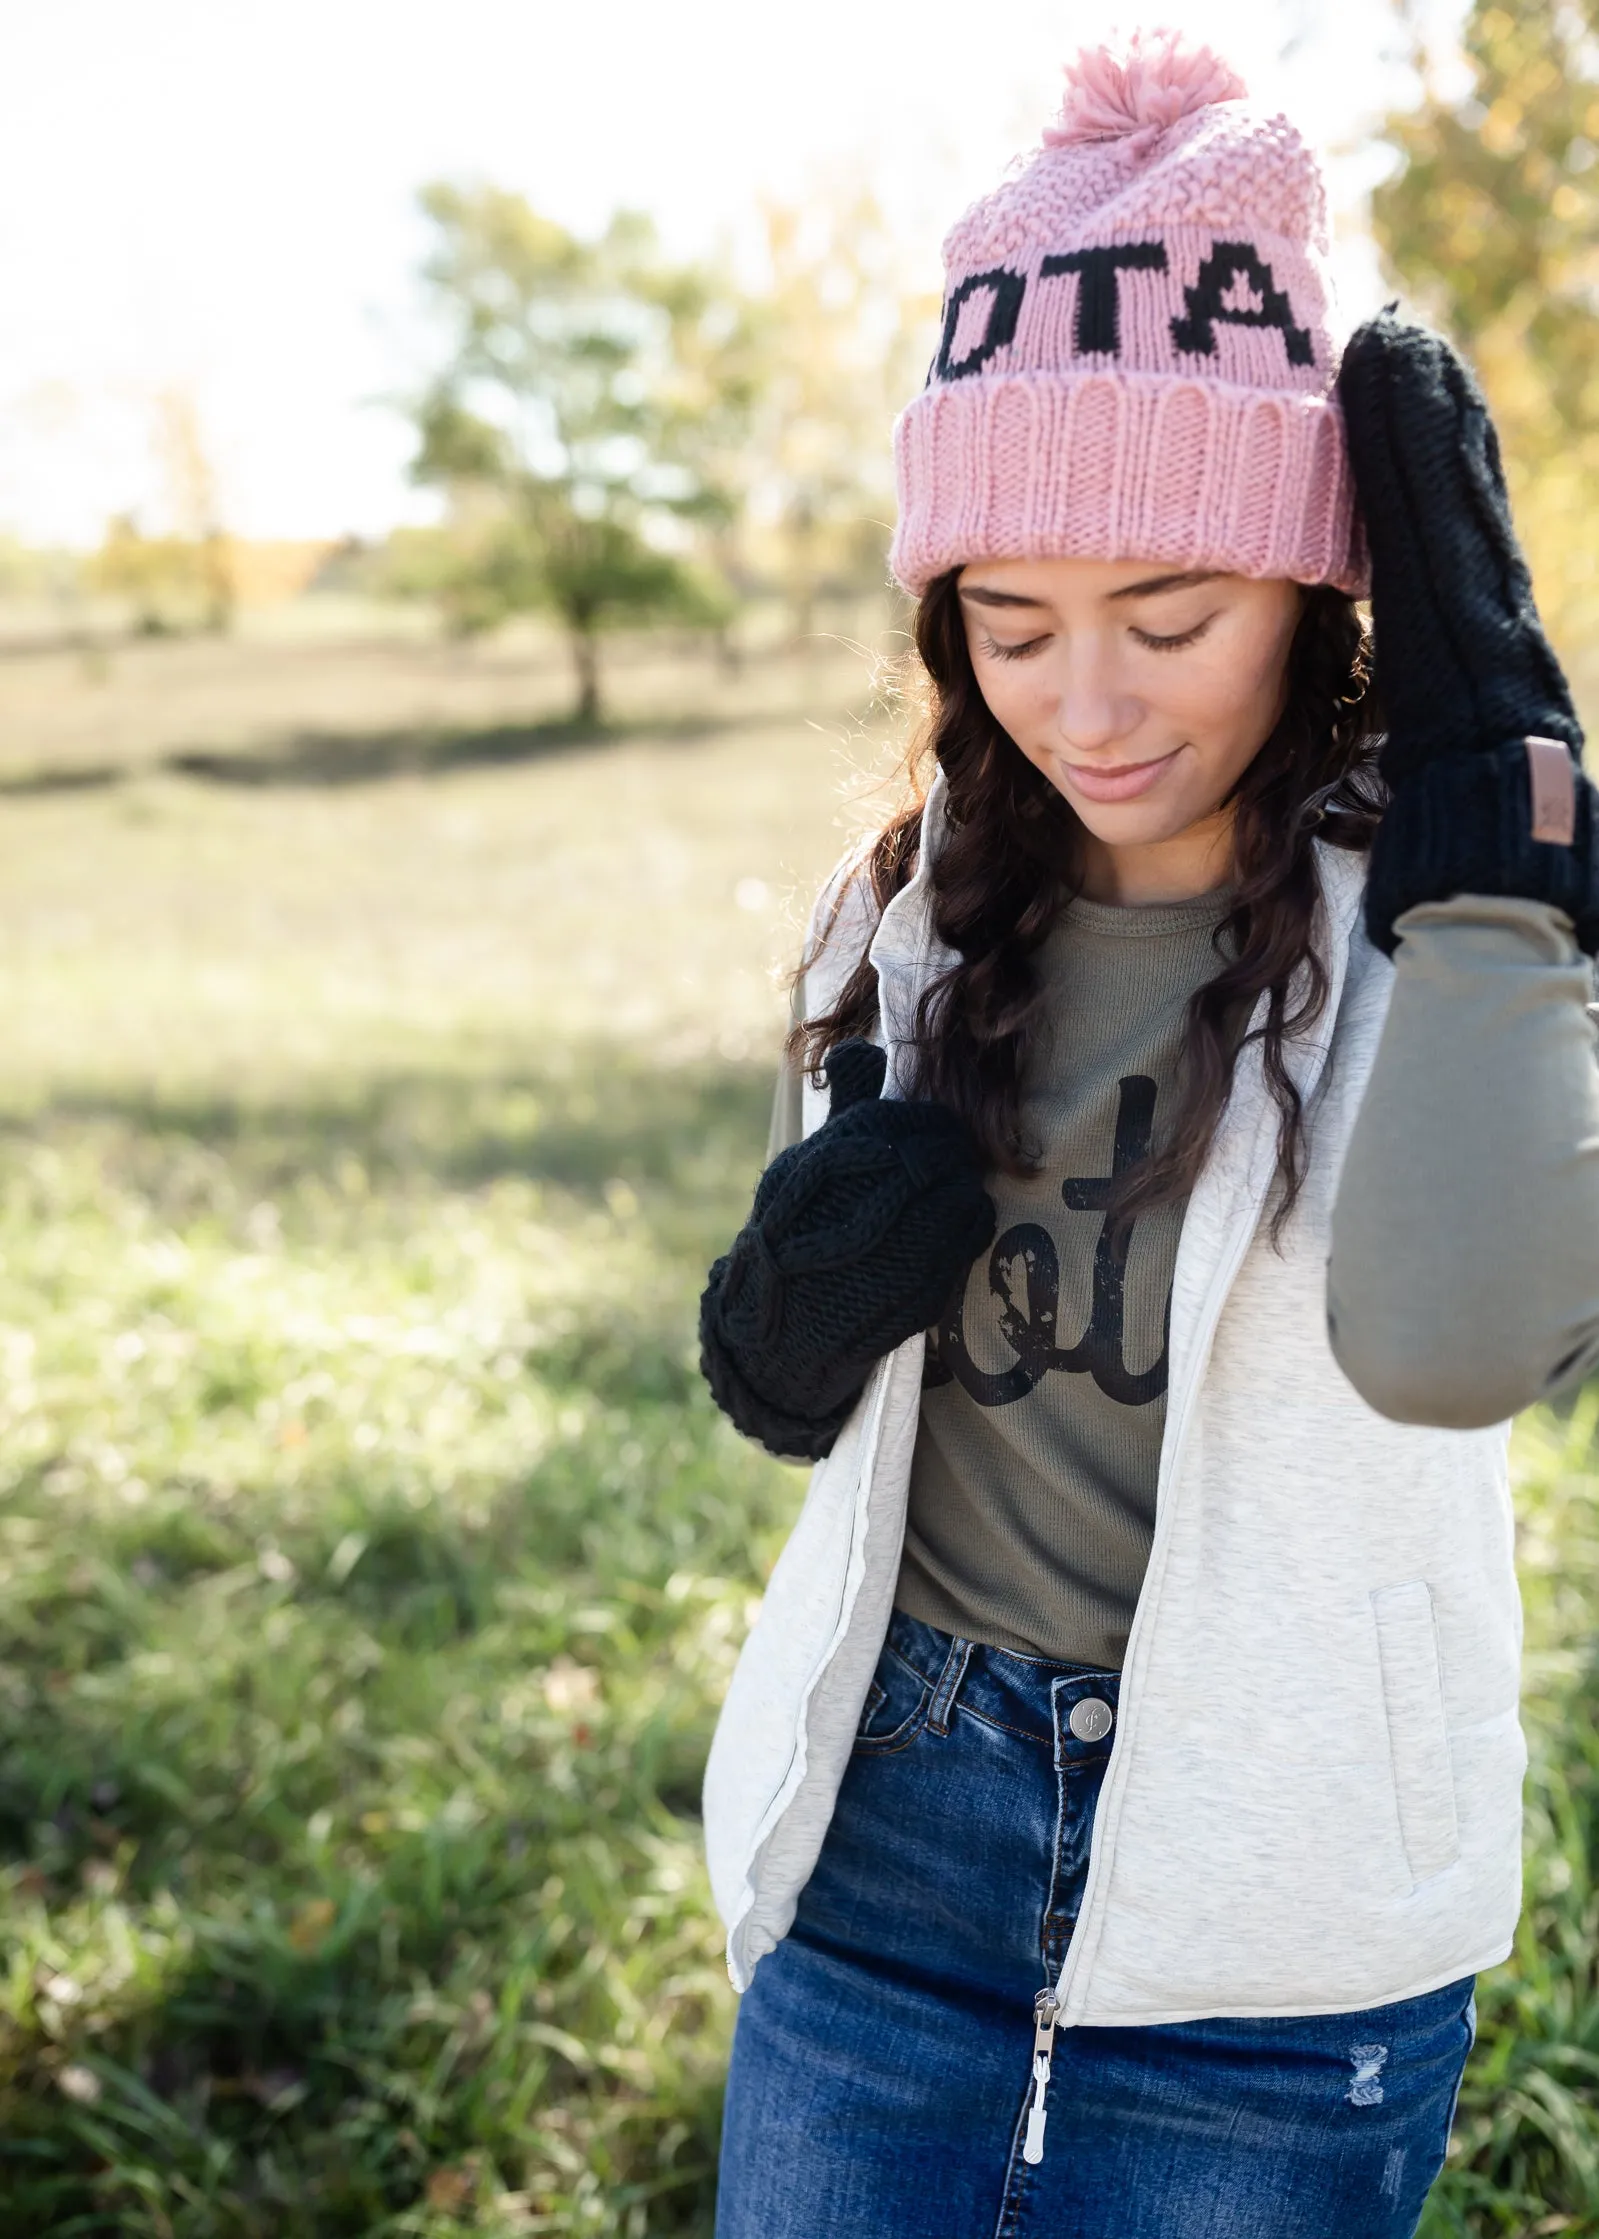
1527, 737, 1576, 845
1366, 738, 1599, 956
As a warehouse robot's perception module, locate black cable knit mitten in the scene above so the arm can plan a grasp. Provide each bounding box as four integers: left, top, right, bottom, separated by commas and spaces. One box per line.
1337, 310, 1599, 953
699, 1039, 996, 1461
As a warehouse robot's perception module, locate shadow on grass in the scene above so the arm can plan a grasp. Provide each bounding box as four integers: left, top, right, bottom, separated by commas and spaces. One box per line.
7, 1046, 775, 1222
0, 1420, 741, 2224
0, 1758, 728, 2224
0, 761, 127, 797
0, 1873, 725, 2234
0, 703, 791, 799
163, 707, 767, 787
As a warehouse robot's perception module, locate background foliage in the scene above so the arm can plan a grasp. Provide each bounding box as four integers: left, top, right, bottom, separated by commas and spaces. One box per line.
1375, 0, 1599, 680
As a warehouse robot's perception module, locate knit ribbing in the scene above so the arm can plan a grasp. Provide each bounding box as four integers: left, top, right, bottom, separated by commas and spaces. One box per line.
893, 367, 1358, 597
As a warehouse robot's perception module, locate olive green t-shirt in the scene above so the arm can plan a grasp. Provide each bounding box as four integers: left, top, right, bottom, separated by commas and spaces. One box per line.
895, 890, 1230, 1668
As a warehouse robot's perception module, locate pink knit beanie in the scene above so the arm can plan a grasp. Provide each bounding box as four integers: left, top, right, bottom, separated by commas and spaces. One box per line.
890, 28, 1367, 597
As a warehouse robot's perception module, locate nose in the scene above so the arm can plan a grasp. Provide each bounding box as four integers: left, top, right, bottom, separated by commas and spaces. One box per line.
1054, 645, 1140, 756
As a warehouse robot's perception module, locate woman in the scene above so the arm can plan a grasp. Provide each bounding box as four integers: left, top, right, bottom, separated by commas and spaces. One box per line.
698, 31, 1599, 2238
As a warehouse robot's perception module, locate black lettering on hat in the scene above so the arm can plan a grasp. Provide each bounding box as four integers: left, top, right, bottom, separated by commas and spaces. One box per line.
1040, 243, 1169, 356
1170, 242, 1314, 367
935, 268, 1027, 381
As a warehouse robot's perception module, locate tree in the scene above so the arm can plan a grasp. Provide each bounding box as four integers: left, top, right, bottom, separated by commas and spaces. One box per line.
88, 516, 229, 637
156, 391, 234, 632
89, 391, 234, 637
1373, 0, 1599, 672
740, 190, 940, 643
409, 187, 756, 724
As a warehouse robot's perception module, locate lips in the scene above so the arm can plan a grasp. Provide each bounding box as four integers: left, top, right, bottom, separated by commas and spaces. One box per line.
1059, 746, 1183, 804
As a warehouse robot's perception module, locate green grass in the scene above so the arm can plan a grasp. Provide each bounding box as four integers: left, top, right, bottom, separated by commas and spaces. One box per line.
0, 688, 861, 2236
0, 646, 1589, 2233
1421, 1400, 1599, 2237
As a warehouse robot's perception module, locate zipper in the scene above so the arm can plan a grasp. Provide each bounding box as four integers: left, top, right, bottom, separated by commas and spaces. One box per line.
1022, 1987, 1060, 2165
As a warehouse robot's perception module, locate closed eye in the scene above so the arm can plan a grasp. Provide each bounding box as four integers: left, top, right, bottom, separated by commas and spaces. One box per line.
1132, 617, 1214, 652
980, 631, 1050, 662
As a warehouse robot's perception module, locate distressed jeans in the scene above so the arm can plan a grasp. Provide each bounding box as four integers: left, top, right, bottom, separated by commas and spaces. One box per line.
716, 1609, 1475, 2239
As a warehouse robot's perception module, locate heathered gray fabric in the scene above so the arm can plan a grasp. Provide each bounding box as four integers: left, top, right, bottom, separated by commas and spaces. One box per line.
898, 892, 1227, 1666
708, 773, 1527, 2026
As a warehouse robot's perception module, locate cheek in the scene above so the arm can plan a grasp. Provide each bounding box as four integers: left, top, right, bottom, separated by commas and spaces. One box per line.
1149, 640, 1290, 814
1165, 633, 1288, 752
971, 657, 1044, 735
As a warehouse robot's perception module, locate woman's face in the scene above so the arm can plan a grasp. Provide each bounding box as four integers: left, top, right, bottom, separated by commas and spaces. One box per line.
956, 555, 1302, 902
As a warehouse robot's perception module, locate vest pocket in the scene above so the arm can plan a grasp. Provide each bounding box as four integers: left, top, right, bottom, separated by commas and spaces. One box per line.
1372, 1580, 1461, 1886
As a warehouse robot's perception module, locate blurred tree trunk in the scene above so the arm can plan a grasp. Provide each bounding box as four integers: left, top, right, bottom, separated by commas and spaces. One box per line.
200, 529, 235, 635
160, 393, 234, 634
570, 629, 601, 727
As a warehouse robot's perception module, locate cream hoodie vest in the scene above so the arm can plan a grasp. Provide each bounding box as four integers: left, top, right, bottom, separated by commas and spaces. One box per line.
702, 771, 1522, 2025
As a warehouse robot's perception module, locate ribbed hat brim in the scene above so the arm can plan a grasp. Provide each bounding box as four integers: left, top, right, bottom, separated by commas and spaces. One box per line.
890, 368, 1369, 598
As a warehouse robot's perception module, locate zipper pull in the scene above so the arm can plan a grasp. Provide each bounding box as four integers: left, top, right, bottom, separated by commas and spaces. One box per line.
1023, 1988, 1059, 2166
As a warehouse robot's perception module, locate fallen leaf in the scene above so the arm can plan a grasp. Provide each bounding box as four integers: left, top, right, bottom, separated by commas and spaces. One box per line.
288, 1897, 336, 1952
424, 2164, 474, 2210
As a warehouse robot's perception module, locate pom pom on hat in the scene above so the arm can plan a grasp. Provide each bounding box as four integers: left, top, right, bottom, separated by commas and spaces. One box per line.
1043, 24, 1248, 150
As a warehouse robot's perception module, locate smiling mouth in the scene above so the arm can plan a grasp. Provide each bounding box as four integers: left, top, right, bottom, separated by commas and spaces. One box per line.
1059, 747, 1183, 804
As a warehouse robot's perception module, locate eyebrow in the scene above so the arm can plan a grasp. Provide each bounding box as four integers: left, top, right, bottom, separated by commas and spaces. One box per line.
1107, 568, 1223, 601
957, 568, 1222, 610
956, 585, 1046, 608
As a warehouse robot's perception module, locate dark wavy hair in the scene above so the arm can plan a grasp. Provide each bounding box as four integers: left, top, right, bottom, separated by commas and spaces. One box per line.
793, 569, 1384, 1232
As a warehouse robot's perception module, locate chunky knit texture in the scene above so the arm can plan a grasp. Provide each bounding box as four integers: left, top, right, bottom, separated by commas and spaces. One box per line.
698, 1041, 996, 1462
890, 28, 1365, 596
1365, 742, 1599, 957
1338, 311, 1599, 955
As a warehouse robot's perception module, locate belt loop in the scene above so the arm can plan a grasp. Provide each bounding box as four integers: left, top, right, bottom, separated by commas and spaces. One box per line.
1050, 1677, 1072, 1773
928, 1637, 973, 1735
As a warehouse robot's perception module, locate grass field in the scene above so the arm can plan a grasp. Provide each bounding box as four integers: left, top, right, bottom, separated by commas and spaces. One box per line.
0, 617, 1591, 2235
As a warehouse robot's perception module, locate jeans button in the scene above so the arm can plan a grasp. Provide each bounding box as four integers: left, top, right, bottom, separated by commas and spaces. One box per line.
1069, 1696, 1114, 1742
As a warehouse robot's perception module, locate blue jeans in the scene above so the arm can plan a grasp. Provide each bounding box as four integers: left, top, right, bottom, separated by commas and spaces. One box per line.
717, 1610, 1475, 2239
